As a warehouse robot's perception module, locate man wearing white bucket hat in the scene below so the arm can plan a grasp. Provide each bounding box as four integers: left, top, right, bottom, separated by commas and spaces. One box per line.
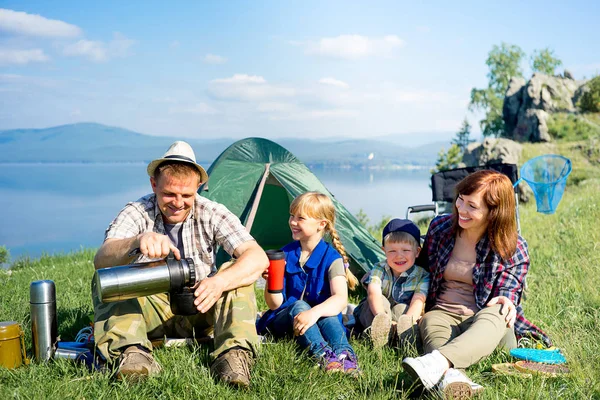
93, 141, 268, 388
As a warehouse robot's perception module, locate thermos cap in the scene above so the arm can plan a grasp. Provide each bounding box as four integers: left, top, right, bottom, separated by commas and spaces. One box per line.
30, 280, 56, 304
266, 249, 285, 260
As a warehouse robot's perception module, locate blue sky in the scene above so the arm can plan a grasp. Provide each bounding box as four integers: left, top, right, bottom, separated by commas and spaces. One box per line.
1, 1, 599, 140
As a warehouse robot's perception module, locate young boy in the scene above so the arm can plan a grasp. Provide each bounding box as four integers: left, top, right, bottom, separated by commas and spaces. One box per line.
353, 218, 430, 348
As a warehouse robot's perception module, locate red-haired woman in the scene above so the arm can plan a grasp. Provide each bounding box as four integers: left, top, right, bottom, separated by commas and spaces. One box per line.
402, 170, 550, 398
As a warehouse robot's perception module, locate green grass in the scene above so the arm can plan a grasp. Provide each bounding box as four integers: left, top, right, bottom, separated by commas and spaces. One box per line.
2, 159, 600, 399
546, 112, 600, 142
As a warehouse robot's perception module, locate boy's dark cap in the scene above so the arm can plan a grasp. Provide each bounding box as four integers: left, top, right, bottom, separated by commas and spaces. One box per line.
382, 218, 421, 246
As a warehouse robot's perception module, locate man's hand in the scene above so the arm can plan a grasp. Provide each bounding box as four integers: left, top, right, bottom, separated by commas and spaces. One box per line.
293, 309, 319, 336
487, 295, 517, 328
194, 275, 227, 313
138, 232, 180, 260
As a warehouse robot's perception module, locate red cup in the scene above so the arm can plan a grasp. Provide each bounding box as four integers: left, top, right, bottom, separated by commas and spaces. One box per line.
266, 250, 286, 293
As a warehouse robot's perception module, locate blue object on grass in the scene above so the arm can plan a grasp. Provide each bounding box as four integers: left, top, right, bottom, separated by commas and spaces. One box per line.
514, 155, 572, 214
510, 348, 567, 364
57, 341, 88, 349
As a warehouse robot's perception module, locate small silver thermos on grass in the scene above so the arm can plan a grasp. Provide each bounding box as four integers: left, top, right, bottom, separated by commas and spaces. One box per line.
30, 280, 58, 361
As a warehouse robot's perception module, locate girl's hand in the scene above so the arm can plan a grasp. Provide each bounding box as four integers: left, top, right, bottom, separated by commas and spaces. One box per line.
487, 296, 517, 328
293, 310, 319, 336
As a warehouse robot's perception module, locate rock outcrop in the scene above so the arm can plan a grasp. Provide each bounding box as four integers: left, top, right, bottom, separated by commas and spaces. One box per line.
503, 73, 588, 142
462, 138, 531, 202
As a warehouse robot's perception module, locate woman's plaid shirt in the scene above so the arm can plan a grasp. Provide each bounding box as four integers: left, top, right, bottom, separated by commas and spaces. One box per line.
424, 214, 551, 347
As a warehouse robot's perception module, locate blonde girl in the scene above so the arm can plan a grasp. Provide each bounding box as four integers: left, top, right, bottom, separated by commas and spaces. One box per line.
256, 192, 360, 375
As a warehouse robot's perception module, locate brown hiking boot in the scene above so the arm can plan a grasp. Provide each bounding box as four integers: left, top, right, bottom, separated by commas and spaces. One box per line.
210, 348, 254, 389
116, 345, 162, 381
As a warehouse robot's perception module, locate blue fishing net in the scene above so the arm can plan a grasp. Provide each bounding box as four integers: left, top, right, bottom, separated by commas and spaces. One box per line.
516, 155, 572, 214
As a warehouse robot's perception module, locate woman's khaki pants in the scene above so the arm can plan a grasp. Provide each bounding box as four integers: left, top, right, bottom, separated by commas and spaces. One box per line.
419, 304, 517, 369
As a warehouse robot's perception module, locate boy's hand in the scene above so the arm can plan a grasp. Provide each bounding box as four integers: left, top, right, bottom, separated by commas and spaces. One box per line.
261, 268, 269, 280
293, 310, 319, 336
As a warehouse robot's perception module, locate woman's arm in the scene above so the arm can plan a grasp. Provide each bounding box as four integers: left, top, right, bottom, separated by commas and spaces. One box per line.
486, 240, 530, 327
293, 275, 348, 336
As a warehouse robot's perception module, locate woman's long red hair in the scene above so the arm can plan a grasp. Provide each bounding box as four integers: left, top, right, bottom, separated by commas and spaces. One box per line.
451, 170, 517, 260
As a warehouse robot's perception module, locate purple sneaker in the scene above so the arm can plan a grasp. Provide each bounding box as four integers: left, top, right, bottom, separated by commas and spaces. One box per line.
339, 350, 362, 377
318, 349, 343, 373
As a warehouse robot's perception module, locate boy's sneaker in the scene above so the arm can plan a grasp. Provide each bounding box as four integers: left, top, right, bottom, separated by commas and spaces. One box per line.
317, 349, 343, 373
396, 315, 415, 336
370, 313, 392, 349
401, 350, 448, 390
339, 350, 362, 378
437, 368, 484, 399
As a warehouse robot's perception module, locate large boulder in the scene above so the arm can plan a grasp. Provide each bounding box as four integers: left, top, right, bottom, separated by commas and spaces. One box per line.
503, 73, 587, 142
503, 77, 526, 135
462, 137, 522, 166
462, 138, 531, 202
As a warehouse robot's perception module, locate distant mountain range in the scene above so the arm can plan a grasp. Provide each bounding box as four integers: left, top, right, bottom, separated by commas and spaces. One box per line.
0, 122, 452, 168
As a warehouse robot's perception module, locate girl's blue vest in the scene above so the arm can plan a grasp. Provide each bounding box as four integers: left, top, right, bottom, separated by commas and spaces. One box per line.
257, 239, 342, 334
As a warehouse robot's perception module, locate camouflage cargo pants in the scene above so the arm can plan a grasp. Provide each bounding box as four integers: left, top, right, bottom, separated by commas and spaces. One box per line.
92, 263, 259, 362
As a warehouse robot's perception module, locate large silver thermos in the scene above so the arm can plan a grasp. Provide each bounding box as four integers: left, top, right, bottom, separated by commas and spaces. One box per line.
93, 253, 198, 315
30, 280, 58, 361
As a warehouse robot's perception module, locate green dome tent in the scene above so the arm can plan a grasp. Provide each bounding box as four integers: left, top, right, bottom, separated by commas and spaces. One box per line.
199, 137, 384, 277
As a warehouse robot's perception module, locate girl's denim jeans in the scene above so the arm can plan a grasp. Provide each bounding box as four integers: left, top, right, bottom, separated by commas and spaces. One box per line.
267, 300, 354, 357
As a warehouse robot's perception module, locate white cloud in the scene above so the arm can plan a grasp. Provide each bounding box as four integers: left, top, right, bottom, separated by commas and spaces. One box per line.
109, 32, 136, 57
62, 32, 135, 62
209, 74, 295, 101
169, 102, 218, 115
0, 8, 82, 37
390, 90, 452, 103
306, 34, 404, 60
267, 108, 358, 121
0, 48, 49, 65
63, 40, 106, 62
212, 74, 266, 84
318, 77, 350, 89
256, 102, 295, 113
203, 53, 227, 64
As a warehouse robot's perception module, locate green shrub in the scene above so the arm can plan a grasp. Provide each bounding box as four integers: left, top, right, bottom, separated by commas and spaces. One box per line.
579, 76, 600, 113
0, 245, 9, 265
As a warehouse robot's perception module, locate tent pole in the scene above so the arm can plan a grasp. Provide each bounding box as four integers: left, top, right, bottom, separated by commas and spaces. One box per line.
245, 163, 271, 232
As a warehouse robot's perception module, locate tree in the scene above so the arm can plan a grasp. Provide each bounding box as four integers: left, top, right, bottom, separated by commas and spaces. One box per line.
469, 43, 525, 137
578, 75, 600, 113
451, 118, 475, 153
530, 48, 563, 75
0, 245, 9, 266
432, 144, 462, 174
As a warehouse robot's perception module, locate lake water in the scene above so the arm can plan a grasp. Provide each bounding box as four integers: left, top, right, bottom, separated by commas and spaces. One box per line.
0, 163, 432, 261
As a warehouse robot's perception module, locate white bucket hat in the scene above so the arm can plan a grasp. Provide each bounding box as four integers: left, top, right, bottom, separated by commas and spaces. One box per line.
147, 141, 208, 183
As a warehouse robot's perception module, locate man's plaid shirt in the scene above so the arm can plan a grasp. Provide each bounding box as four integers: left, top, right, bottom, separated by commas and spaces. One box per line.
104, 193, 254, 281
424, 214, 551, 347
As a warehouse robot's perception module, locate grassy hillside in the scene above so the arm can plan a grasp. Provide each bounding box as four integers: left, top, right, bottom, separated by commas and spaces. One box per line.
1, 143, 599, 399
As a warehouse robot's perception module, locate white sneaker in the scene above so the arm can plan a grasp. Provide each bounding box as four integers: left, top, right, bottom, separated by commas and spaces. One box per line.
438, 368, 484, 399
401, 350, 448, 389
